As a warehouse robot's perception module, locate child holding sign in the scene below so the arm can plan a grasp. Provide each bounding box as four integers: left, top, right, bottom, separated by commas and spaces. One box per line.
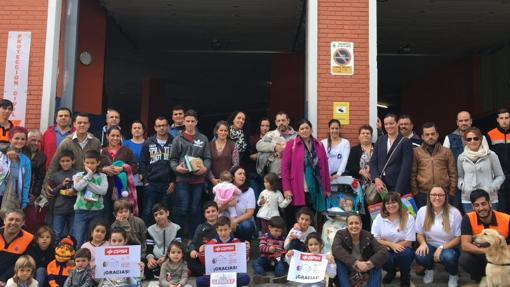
286, 233, 336, 287
196, 216, 250, 287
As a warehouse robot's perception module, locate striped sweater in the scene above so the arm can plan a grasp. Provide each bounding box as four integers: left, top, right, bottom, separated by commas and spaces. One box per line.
259, 233, 286, 260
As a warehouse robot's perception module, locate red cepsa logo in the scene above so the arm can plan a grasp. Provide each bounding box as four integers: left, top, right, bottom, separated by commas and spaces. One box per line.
300, 253, 322, 262
105, 247, 129, 255
213, 244, 236, 253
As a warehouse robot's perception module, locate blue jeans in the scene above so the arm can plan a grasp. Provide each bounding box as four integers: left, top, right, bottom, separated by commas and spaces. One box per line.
172, 182, 204, 239
234, 219, 256, 242
337, 260, 381, 287
383, 247, 414, 276
463, 202, 498, 213
252, 257, 287, 276
415, 244, 459, 275
35, 267, 46, 287
142, 182, 169, 225
52, 212, 74, 240
72, 210, 102, 247
196, 273, 250, 287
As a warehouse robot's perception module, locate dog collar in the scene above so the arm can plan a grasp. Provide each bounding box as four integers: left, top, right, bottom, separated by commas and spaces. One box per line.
487, 260, 510, 266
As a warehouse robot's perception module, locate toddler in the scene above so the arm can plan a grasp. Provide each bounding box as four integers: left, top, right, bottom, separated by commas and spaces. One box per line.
159, 241, 191, 287
6, 255, 38, 287
63, 248, 94, 287
26, 226, 55, 287
256, 172, 291, 233
212, 170, 241, 218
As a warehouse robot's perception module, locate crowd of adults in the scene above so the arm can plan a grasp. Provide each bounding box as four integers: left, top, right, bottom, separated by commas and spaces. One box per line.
0, 96, 509, 287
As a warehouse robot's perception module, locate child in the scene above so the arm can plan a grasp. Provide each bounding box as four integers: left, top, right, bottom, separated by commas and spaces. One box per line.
98, 227, 143, 287
72, 150, 108, 247
286, 232, 336, 287
6, 255, 38, 287
284, 207, 316, 251
26, 226, 55, 287
47, 150, 78, 240
187, 201, 219, 276
81, 221, 110, 271
159, 241, 192, 287
256, 172, 292, 233
196, 216, 250, 287
252, 216, 288, 284
146, 203, 181, 279
212, 170, 241, 218
110, 199, 146, 258
63, 248, 95, 287
47, 236, 75, 287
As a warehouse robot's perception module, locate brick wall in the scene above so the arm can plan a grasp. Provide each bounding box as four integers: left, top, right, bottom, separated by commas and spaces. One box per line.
317, 0, 370, 144
0, 0, 48, 129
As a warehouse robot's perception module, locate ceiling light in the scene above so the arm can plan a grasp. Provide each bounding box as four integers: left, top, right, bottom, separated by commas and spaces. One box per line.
377, 104, 389, 109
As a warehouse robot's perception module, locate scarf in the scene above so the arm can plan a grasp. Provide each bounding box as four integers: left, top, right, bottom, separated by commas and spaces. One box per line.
463, 144, 489, 162
229, 126, 247, 153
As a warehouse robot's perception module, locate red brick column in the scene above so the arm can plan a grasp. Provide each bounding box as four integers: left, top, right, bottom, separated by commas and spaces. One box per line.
317, 0, 370, 143
0, 0, 49, 129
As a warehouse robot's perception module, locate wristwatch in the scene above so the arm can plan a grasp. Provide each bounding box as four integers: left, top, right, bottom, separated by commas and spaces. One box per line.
438, 245, 444, 249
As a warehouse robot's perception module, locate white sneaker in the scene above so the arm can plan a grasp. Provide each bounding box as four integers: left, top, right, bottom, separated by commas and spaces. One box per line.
423, 270, 434, 284
448, 275, 459, 287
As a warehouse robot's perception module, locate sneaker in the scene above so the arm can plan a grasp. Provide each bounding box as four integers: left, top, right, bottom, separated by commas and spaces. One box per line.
382, 271, 396, 284
448, 275, 459, 287
272, 275, 288, 284
253, 275, 271, 284
423, 270, 434, 284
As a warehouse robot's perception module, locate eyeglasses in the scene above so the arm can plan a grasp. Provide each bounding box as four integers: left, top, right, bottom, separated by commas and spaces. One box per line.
430, 193, 446, 198
466, 137, 480, 142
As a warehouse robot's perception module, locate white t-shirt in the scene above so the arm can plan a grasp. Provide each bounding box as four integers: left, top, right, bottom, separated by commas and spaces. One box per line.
321, 138, 350, 175
415, 206, 462, 247
371, 214, 416, 243
234, 187, 256, 216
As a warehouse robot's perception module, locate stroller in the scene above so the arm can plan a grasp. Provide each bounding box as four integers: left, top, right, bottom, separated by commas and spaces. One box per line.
322, 175, 365, 253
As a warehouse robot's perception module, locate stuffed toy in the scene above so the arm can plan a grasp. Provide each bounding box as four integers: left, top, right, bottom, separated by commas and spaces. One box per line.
47, 235, 76, 287
112, 160, 138, 216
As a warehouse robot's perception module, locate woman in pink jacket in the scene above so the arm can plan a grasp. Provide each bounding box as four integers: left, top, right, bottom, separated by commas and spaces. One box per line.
282, 119, 331, 218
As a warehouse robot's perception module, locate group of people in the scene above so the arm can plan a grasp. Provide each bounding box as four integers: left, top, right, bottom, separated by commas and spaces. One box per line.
0, 96, 509, 287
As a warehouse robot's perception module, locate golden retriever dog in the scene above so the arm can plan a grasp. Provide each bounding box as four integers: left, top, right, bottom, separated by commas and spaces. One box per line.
474, 229, 510, 287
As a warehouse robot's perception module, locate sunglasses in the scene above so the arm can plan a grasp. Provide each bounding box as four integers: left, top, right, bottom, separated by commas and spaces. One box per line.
466, 137, 480, 142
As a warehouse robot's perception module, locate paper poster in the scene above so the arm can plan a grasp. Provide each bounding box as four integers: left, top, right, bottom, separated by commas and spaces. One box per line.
204, 242, 247, 275
368, 193, 418, 221
331, 41, 354, 75
210, 272, 237, 287
287, 250, 328, 283
3, 31, 31, 126
95, 245, 141, 278
333, 102, 350, 125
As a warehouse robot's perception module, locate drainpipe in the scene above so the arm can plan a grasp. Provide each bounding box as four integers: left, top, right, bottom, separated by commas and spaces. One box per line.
60, 0, 80, 110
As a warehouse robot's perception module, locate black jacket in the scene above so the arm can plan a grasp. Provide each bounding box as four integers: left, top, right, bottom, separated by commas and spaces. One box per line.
140, 135, 175, 184
369, 134, 413, 194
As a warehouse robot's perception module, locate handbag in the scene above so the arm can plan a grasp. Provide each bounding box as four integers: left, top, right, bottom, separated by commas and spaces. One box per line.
363, 137, 404, 205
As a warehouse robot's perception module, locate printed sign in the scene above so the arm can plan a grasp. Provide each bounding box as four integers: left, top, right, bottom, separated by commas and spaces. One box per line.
333, 102, 350, 125
331, 41, 354, 75
210, 272, 237, 287
95, 245, 141, 278
3, 31, 31, 126
204, 243, 247, 275
287, 250, 328, 283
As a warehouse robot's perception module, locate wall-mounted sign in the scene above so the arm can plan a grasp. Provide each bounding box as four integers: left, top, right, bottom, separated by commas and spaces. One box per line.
333, 102, 350, 125
330, 41, 354, 76
3, 31, 31, 126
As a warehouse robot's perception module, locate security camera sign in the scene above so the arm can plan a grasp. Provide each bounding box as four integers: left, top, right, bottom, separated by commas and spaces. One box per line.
333, 102, 350, 125
331, 41, 354, 75
95, 245, 141, 278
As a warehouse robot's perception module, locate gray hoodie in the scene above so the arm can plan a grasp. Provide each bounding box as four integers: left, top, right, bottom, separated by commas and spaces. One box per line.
169, 132, 211, 183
